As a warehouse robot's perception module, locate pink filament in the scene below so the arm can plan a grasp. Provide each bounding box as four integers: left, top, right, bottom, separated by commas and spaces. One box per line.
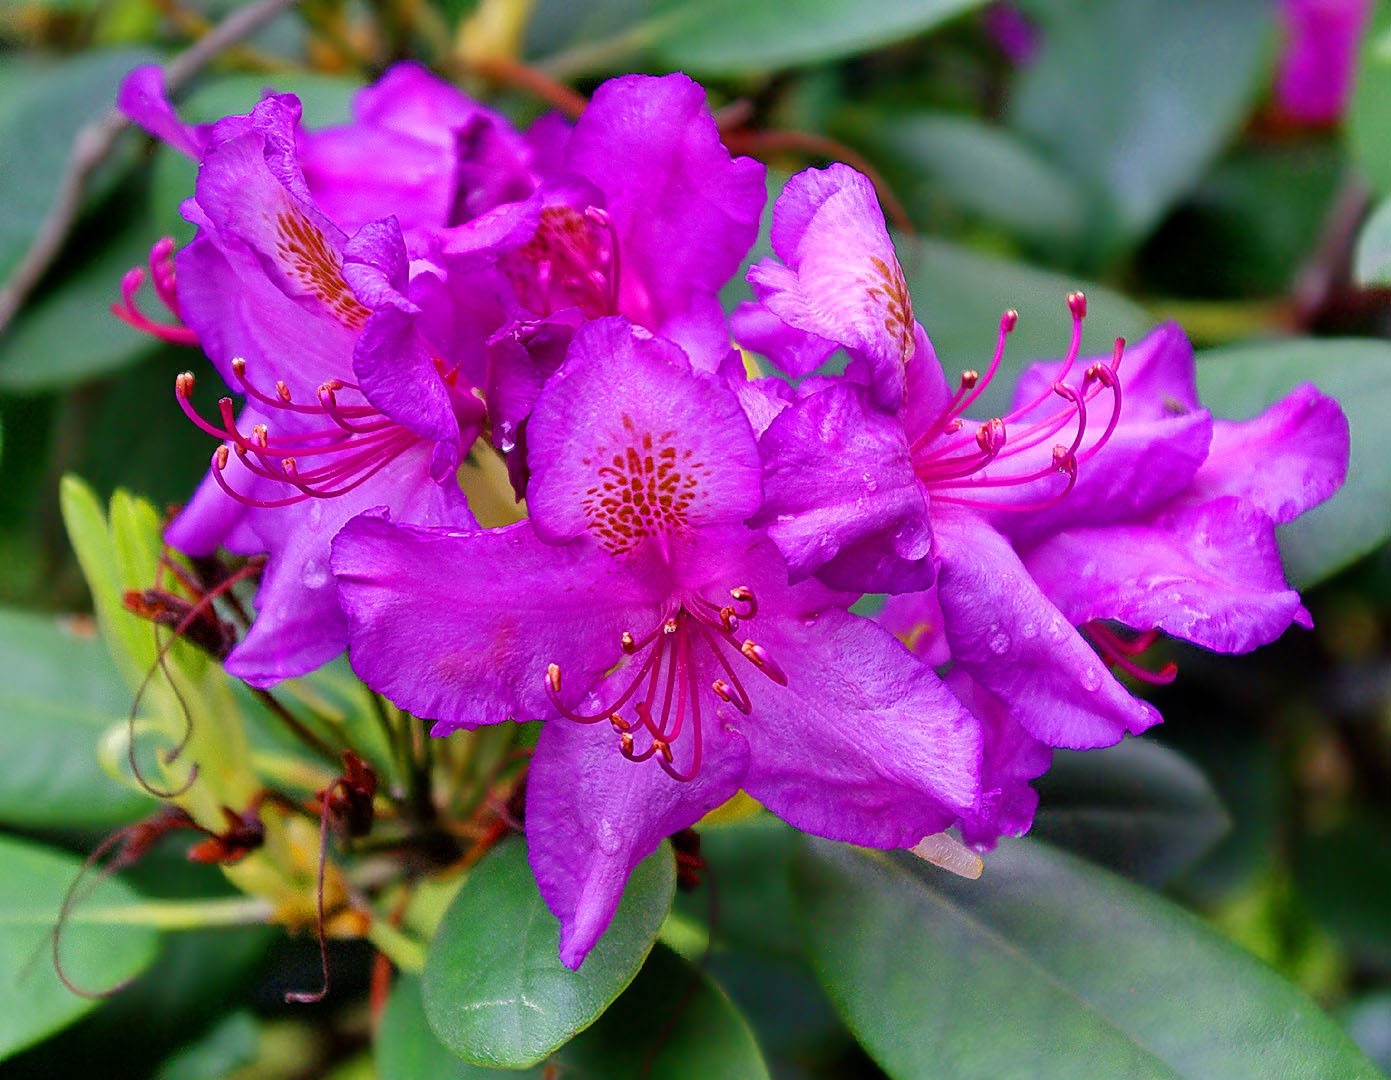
111, 237, 199, 346
175, 363, 418, 509
543, 588, 784, 783
911, 294, 1126, 514
1084, 621, 1177, 685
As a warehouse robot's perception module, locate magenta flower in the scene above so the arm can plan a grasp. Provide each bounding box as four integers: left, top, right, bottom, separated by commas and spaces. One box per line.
121, 83, 477, 686
738, 163, 1348, 846
332, 318, 981, 967
1275, 0, 1373, 124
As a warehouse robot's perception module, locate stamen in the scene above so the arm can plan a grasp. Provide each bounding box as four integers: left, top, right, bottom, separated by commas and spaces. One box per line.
1084, 621, 1177, 685
544, 588, 788, 781
111, 238, 199, 346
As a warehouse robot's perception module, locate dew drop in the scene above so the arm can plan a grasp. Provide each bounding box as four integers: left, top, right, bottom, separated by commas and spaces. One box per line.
987, 626, 1012, 655
862, 471, 879, 493
300, 558, 329, 590
307, 501, 324, 528
1080, 666, 1102, 692
596, 817, 621, 856
1020, 621, 1038, 640
1044, 617, 1066, 641
497, 421, 517, 454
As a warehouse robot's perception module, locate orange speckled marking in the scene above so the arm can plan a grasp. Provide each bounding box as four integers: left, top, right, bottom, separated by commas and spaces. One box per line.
865, 254, 915, 362
273, 210, 370, 330
581, 415, 710, 554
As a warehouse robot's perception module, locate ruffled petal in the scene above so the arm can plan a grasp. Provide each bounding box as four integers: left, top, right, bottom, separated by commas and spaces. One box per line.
1186, 383, 1349, 525
567, 73, 766, 328
1021, 496, 1310, 654
526, 318, 763, 549
738, 597, 980, 848
332, 514, 659, 730
527, 713, 748, 969
752, 382, 933, 591
228, 442, 473, 687
933, 508, 1160, 749
118, 65, 209, 159
748, 164, 917, 409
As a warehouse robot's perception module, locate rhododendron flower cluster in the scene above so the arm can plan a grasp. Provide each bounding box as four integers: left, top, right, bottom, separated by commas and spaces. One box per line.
120, 62, 1348, 968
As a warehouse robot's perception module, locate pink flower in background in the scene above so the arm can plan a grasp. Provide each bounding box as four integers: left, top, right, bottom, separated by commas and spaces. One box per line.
1276, 0, 1374, 124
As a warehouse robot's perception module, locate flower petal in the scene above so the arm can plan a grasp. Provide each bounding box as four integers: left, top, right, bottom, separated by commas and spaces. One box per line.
1021, 497, 1310, 654
752, 382, 933, 591
527, 714, 748, 969
332, 514, 657, 730
526, 318, 763, 549
933, 508, 1160, 749
738, 599, 980, 848
1187, 383, 1349, 525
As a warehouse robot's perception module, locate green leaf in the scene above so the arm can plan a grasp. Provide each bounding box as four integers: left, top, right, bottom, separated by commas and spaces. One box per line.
1009, 0, 1270, 260
421, 835, 676, 1069
559, 945, 771, 1080
1353, 197, 1391, 286
1350, 4, 1391, 195
900, 236, 1151, 416
0, 607, 152, 828
388, 947, 770, 1079
647, 0, 989, 76
154, 1013, 261, 1080
0, 48, 154, 283
1196, 338, 1391, 587
794, 838, 1382, 1080
833, 109, 1088, 247
0, 835, 160, 1062
1345, 993, 1391, 1074
1032, 738, 1228, 887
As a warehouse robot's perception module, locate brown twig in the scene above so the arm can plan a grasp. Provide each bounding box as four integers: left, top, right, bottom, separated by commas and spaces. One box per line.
0, 0, 300, 334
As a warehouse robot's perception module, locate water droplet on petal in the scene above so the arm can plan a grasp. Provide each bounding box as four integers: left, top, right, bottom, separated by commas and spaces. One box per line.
1020, 621, 1038, 640
1080, 666, 1102, 692
300, 558, 329, 590
596, 817, 621, 856
987, 626, 1012, 655
307, 501, 324, 528
1045, 617, 1066, 641
497, 421, 517, 454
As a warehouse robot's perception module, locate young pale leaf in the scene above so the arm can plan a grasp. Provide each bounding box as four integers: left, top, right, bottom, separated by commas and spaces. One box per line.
0, 835, 160, 1062
1196, 339, 1391, 588
1032, 738, 1228, 887
421, 836, 676, 1069
1350, 4, 1391, 196
0, 607, 152, 828
793, 838, 1381, 1080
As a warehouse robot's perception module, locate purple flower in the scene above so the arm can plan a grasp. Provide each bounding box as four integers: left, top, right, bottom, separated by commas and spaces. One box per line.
138, 89, 477, 686
332, 318, 981, 967
1275, 0, 1373, 124
738, 163, 1348, 846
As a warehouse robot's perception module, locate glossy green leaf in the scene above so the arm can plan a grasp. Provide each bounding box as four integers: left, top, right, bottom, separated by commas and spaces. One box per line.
1350, 4, 1391, 195
1344, 993, 1391, 1074
1353, 197, 1391, 286
1009, 0, 1270, 260
834, 109, 1087, 246
900, 236, 1151, 416
794, 838, 1382, 1080
153, 1013, 261, 1080
1032, 738, 1228, 887
0, 48, 154, 283
1196, 338, 1391, 588
389, 947, 769, 1079
421, 836, 676, 1069
648, 0, 988, 76
0, 835, 160, 1062
0, 607, 152, 828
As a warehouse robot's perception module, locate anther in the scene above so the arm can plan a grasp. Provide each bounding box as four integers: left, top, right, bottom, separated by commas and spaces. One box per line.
609, 713, 630, 732
231, 357, 246, 379
712, 679, 732, 702
282, 458, 299, 478
1067, 291, 1087, 319
654, 739, 674, 764
175, 372, 195, 398
976, 418, 1005, 453
1001, 309, 1019, 333
547, 663, 562, 693
719, 606, 739, 632
619, 732, 634, 755
620, 631, 636, 654
275, 380, 291, 403
1051, 445, 1073, 471
662, 617, 679, 635
960, 370, 979, 390
730, 585, 758, 618
214, 446, 229, 470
